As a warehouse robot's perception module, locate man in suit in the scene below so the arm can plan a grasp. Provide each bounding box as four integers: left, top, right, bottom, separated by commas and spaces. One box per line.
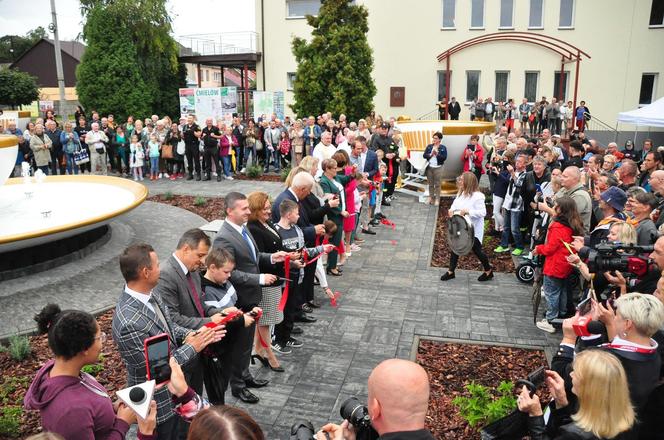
112, 243, 225, 440
213, 192, 287, 403
154, 228, 226, 395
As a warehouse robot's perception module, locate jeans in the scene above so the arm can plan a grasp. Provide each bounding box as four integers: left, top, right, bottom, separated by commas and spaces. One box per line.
265, 148, 280, 172
221, 155, 232, 177
37, 165, 50, 175
493, 195, 505, 231
65, 153, 79, 175
243, 145, 256, 168
150, 156, 159, 174
543, 275, 567, 321
500, 209, 524, 249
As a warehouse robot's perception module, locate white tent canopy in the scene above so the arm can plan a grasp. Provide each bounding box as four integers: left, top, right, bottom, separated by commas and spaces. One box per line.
617, 97, 664, 127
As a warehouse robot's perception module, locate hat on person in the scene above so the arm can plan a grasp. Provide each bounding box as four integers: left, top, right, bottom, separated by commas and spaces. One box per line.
380, 122, 390, 129
583, 153, 594, 162
600, 187, 627, 212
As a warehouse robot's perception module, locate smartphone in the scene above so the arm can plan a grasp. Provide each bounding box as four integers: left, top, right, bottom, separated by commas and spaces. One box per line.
144, 333, 171, 385
576, 296, 592, 315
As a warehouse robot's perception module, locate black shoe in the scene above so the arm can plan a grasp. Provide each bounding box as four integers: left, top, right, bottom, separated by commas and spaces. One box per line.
286, 337, 303, 348
232, 388, 259, 403
361, 228, 376, 235
186, 174, 193, 181
202, 174, 210, 181
251, 354, 269, 367
326, 268, 342, 277
382, 200, 391, 206
477, 270, 494, 282
308, 299, 322, 308
195, 174, 201, 181
291, 326, 303, 335
440, 271, 455, 281
295, 314, 317, 323
375, 213, 386, 220
217, 175, 222, 182
301, 303, 313, 313
245, 378, 269, 388
369, 219, 380, 226
313, 276, 320, 286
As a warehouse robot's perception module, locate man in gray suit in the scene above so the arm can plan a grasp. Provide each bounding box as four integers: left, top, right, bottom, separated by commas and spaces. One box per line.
213, 191, 288, 403
155, 228, 226, 395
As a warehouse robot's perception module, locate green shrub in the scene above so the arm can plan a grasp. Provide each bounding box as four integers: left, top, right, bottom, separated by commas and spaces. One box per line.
452, 381, 517, 427
280, 166, 292, 182
194, 196, 207, 207
246, 165, 263, 179
163, 191, 174, 200
0, 376, 30, 405
81, 354, 105, 377
7, 335, 30, 361
0, 406, 22, 437
482, 219, 491, 246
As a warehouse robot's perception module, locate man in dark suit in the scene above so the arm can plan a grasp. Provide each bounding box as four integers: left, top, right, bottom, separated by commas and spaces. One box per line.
213, 192, 287, 403
447, 97, 462, 120
155, 228, 226, 395
112, 243, 225, 440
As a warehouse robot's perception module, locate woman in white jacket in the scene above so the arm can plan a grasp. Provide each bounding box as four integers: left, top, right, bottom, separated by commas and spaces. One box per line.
440, 172, 494, 282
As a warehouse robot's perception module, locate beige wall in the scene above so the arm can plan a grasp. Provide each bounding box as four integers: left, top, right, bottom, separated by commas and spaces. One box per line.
256, 0, 664, 129
184, 63, 224, 88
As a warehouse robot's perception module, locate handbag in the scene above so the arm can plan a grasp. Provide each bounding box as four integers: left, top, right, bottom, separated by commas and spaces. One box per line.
161, 144, 174, 159
74, 147, 90, 165
255, 140, 263, 151
176, 140, 186, 155
480, 409, 529, 440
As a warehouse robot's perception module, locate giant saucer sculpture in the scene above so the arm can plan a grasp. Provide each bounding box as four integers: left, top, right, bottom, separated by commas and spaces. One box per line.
397, 119, 495, 194
0, 134, 147, 273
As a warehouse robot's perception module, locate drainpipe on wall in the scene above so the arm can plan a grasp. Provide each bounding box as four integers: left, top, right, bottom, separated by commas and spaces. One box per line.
261, 0, 266, 91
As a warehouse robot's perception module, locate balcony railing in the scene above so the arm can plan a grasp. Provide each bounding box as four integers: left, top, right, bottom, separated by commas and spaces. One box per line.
177, 32, 260, 56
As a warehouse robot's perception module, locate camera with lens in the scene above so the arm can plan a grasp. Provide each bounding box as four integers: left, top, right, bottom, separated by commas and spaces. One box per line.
290, 397, 378, 440
585, 243, 653, 278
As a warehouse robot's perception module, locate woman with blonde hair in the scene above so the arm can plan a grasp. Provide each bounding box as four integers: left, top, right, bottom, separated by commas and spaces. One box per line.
440, 172, 493, 282
518, 350, 635, 440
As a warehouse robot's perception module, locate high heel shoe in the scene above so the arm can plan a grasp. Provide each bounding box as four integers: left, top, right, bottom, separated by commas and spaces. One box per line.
251, 354, 285, 372
327, 268, 342, 276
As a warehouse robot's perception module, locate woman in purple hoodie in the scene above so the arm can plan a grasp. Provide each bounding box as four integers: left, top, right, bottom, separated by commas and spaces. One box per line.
24, 304, 157, 440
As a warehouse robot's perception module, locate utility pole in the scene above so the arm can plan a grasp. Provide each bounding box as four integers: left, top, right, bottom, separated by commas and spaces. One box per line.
49, 0, 68, 122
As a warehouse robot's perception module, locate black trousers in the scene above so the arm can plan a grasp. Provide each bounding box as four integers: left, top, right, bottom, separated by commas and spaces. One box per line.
384, 160, 399, 197
302, 260, 317, 303
274, 282, 302, 345
228, 320, 255, 394
156, 414, 185, 440
182, 357, 204, 396
203, 146, 220, 175
185, 143, 201, 176
449, 238, 491, 272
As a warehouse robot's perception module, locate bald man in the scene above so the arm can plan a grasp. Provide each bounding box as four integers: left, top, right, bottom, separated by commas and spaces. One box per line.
316, 359, 434, 439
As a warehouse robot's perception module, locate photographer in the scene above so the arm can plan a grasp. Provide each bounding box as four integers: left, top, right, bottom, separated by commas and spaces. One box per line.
461, 134, 483, 182
518, 350, 635, 440
315, 359, 434, 440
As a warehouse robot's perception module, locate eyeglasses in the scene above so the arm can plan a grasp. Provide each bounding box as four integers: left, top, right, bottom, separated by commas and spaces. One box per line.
95, 332, 107, 344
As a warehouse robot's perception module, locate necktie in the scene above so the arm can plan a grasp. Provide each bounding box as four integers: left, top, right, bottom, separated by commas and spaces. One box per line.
186, 272, 205, 317
241, 226, 257, 262
148, 296, 172, 338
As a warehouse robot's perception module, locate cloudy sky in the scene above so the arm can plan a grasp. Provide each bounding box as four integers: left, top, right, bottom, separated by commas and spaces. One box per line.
0, 0, 255, 41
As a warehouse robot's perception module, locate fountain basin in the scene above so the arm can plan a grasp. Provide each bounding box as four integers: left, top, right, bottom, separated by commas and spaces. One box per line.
0, 135, 19, 186
0, 175, 147, 253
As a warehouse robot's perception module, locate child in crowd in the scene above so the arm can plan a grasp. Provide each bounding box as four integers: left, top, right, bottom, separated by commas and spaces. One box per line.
273, 200, 333, 352
279, 131, 291, 167
129, 134, 144, 181
147, 133, 160, 180
532, 196, 584, 333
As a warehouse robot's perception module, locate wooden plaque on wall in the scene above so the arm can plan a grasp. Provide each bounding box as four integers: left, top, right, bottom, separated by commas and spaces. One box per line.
390, 87, 405, 107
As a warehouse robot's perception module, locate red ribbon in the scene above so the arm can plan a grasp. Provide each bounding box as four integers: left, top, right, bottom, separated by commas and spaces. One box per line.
252, 309, 269, 348
380, 218, 396, 230
330, 291, 342, 307
278, 255, 291, 312
605, 342, 656, 354
388, 160, 394, 183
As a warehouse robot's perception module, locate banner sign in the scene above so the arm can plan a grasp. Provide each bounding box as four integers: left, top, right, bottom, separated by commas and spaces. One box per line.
179, 88, 195, 118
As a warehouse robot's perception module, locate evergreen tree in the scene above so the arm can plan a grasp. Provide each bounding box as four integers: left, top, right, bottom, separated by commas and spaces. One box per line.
291, 0, 376, 121
0, 68, 40, 108
76, 6, 151, 120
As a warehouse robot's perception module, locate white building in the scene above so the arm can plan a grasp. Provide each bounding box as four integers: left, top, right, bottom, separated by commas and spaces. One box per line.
255, 0, 664, 143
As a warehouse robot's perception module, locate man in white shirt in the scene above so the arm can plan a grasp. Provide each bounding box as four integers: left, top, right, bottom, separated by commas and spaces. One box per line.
313, 131, 337, 177
337, 130, 355, 155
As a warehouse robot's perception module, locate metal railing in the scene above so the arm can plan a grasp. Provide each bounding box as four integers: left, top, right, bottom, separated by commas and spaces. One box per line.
416, 108, 441, 120
176, 32, 260, 56
583, 112, 619, 143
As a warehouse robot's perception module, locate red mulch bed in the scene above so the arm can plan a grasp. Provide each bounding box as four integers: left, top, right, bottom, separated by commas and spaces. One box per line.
431, 198, 515, 273
417, 340, 549, 439
0, 310, 126, 439
148, 194, 226, 222
233, 174, 282, 182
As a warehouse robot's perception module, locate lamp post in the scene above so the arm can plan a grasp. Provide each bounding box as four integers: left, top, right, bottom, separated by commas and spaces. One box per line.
49, 0, 68, 122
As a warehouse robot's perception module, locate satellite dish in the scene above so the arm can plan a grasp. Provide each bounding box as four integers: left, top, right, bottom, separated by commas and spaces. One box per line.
447, 214, 475, 256
116, 380, 156, 419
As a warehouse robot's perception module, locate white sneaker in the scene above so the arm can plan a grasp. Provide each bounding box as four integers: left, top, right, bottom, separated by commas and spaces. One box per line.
212, 172, 217, 177
226, 176, 234, 180
133, 177, 138, 181
164, 173, 169, 178
158, 173, 163, 179
241, 167, 246, 173
536, 319, 555, 333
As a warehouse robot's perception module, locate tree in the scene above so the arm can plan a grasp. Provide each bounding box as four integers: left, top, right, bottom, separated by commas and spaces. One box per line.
0, 27, 48, 63
291, 0, 376, 121
76, 6, 151, 119
0, 68, 40, 108
78, 0, 184, 118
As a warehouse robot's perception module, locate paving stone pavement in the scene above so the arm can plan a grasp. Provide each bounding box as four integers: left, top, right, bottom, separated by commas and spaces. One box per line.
4, 175, 559, 439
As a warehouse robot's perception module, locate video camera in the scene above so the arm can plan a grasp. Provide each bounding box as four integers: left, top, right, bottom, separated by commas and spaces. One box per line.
585, 243, 653, 278
289, 397, 378, 440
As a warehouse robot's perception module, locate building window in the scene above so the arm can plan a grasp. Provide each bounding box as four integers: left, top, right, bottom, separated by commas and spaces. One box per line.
650, 0, 664, 26
442, 0, 456, 28
495, 72, 509, 102
470, 0, 484, 28
529, 0, 544, 28
500, 0, 514, 28
553, 71, 569, 101
286, 0, 320, 18
559, 0, 575, 28
437, 70, 452, 101
524, 72, 539, 103
639, 73, 658, 105
205, 70, 209, 82
287, 72, 297, 91
466, 70, 480, 102
213, 72, 222, 82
